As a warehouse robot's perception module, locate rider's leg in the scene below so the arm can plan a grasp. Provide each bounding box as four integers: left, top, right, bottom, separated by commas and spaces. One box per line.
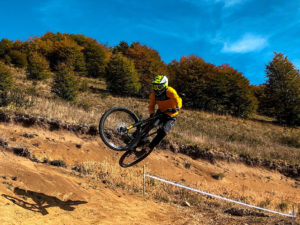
148, 116, 177, 150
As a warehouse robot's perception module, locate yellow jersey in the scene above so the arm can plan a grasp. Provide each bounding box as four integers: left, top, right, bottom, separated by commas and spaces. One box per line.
148, 86, 182, 117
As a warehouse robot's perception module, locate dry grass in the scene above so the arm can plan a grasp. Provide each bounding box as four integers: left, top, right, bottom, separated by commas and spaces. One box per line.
3, 68, 300, 164
72, 157, 144, 193
171, 110, 300, 163
73, 157, 298, 214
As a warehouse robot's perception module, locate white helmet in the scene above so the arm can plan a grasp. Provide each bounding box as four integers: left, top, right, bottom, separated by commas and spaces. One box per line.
152, 75, 168, 96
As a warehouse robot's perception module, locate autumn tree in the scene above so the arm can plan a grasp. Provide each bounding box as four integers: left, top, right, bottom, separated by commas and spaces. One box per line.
30, 32, 86, 74
212, 65, 257, 117
169, 56, 256, 117
0, 62, 13, 106
0, 39, 14, 64
114, 41, 167, 97
168, 55, 216, 108
106, 53, 140, 96
27, 52, 51, 80
51, 37, 86, 73
264, 52, 300, 125
7, 50, 27, 68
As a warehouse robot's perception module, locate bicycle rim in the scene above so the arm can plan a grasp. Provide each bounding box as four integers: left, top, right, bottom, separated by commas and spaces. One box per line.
99, 107, 140, 151
119, 146, 153, 168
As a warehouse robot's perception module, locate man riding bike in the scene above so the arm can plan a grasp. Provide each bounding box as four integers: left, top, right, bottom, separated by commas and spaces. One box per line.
142, 74, 182, 153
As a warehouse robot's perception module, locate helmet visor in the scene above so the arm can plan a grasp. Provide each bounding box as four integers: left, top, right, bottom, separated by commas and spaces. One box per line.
153, 84, 164, 91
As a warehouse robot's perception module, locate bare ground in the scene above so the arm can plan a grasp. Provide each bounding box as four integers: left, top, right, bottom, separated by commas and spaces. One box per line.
0, 122, 299, 225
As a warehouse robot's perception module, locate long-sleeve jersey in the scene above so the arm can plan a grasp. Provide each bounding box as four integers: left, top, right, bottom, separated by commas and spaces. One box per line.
148, 86, 182, 117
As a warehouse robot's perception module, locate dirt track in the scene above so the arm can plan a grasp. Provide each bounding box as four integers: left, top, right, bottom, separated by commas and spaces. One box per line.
0, 122, 299, 224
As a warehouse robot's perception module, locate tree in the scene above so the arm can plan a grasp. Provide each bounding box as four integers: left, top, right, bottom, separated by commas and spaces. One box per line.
83, 39, 107, 78
213, 65, 257, 117
30, 32, 87, 74
168, 55, 216, 109
264, 52, 300, 125
9, 50, 28, 68
0, 62, 13, 106
168, 56, 256, 117
52, 38, 86, 73
114, 41, 168, 97
251, 84, 267, 114
0, 39, 14, 64
51, 63, 79, 101
27, 52, 51, 80
106, 53, 140, 96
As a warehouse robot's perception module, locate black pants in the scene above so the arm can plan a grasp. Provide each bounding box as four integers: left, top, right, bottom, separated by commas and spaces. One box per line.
149, 114, 177, 149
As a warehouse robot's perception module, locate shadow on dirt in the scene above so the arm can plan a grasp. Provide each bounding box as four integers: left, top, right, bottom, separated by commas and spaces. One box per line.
2, 187, 87, 215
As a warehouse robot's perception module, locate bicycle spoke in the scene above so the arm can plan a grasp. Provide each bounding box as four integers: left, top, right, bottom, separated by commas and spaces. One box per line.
101, 110, 138, 150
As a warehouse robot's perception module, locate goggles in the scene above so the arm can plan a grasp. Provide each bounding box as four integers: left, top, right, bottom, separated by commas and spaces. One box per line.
152, 84, 164, 91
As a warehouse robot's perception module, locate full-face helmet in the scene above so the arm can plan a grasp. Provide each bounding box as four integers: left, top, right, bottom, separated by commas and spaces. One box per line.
152, 75, 168, 96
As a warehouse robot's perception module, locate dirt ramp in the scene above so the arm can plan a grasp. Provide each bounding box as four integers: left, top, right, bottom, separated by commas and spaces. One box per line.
0, 151, 199, 225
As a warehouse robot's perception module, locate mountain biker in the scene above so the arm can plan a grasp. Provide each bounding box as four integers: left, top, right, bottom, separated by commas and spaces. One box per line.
143, 75, 182, 152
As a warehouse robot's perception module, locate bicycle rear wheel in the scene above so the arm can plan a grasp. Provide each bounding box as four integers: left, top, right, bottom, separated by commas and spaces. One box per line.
119, 146, 154, 168
99, 107, 140, 151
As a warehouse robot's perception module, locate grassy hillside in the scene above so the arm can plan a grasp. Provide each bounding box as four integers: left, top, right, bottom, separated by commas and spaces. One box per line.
3, 67, 300, 164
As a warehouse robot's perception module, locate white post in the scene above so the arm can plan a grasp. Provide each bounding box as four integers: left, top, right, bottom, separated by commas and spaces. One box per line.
292, 204, 295, 217
143, 165, 145, 196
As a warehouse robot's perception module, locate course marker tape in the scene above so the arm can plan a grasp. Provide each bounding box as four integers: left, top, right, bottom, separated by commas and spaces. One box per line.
144, 173, 296, 218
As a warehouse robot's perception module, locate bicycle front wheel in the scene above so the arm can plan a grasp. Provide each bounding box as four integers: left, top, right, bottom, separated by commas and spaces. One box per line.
119, 146, 154, 168
99, 107, 140, 151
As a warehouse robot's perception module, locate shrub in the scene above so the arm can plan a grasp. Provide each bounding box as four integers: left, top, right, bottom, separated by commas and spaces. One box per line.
0, 39, 13, 59
51, 63, 79, 101
106, 53, 141, 96
0, 62, 13, 106
212, 173, 225, 180
278, 202, 288, 211
27, 52, 51, 80
9, 50, 28, 68
83, 39, 107, 78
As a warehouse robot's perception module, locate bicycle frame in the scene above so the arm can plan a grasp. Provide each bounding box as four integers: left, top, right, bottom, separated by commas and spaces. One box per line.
124, 113, 163, 149
125, 113, 161, 132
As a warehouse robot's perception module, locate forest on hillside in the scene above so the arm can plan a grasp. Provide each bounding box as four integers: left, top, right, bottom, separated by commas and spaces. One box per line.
0, 32, 299, 125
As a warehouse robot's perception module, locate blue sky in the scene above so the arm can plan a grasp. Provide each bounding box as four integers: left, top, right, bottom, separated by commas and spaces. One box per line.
0, 0, 299, 85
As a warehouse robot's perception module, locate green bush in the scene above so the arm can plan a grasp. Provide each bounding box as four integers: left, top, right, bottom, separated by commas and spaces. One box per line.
83, 40, 107, 78
51, 63, 79, 101
106, 53, 141, 96
278, 202, 288, 211
0, 39, 13, 59
9, 50, 28, 68
0, 62, 13, 106
264, 52, 300, 126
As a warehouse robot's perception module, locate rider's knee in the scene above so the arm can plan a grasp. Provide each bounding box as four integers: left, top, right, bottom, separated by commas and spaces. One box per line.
158, 128, 167, 137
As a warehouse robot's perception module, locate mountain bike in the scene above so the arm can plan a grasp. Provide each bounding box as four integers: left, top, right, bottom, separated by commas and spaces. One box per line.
99, 107, 170, 168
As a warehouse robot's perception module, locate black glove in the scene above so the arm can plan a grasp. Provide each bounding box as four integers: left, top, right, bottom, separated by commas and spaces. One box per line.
167, 107, 179, 113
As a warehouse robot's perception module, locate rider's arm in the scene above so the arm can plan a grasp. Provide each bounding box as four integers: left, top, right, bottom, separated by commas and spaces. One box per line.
167, 87, 182, 110
148, 92, 156, 115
